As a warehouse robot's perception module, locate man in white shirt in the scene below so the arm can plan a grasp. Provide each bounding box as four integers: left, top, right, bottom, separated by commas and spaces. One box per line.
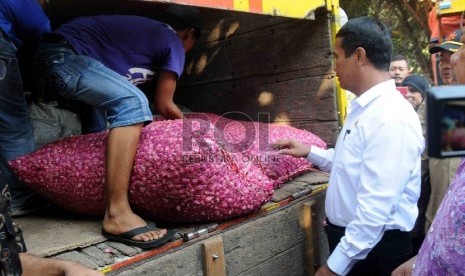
273, 17, 424, 276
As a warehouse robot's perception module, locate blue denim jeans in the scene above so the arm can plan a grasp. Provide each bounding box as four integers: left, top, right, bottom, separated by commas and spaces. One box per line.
35, 43, 153, 133
0, 32, 37, 208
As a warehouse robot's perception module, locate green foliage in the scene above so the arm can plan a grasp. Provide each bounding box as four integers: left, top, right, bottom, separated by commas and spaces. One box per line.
339, 0, 432, 80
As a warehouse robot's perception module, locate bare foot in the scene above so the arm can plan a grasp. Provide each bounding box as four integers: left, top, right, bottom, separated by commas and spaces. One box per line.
102, 211, 167, 242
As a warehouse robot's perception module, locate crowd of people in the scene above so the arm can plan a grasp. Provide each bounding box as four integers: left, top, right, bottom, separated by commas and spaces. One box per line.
1, 0, 465, 274
385, 28, 465, 256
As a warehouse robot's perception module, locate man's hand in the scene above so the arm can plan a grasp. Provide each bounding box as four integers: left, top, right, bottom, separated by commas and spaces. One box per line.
315, 265, 338, 276
61, 261, 104, 276
20, 253, 103, 276
154, 70, 183, 120
156, 101, 184, 120
391, 255, 416, 276
271, 139, 311, 158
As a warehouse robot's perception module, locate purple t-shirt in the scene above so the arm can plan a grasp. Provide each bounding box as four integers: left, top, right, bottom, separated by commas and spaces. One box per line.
56, 15, 185, 85
0, 0, 50, 48
414, 158, 465, 275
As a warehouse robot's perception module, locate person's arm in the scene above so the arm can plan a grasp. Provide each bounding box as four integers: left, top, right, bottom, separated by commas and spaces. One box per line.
20, 253, 103, 276
391, 255, 416, 276
272, 139, 334, 172
154, 70, 183, 120
315, 264, 338, 276
20, 0, 52, 47
272, 139, 311, 157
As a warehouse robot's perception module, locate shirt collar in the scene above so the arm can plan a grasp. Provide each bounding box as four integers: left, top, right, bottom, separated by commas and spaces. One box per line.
353, 79, 396, 108
163, 23, 177, 34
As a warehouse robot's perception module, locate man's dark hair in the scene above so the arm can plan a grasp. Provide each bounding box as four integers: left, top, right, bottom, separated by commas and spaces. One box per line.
336, 16, 392, 71
161, 5, 202, 39
391, 54, 408, 63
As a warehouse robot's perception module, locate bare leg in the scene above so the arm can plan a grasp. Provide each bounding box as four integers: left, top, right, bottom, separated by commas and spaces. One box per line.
102, 124, 166, 241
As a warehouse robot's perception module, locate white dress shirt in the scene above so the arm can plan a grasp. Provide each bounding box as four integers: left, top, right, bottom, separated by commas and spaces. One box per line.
308, 80, 424, 275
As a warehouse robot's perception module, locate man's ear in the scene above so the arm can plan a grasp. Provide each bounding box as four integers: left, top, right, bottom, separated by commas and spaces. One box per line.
355, 47, 367, 63
184, 28, 196, 40
181, 29, 197, 52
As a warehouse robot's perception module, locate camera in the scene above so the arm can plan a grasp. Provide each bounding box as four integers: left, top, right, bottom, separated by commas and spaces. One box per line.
427, 85, 465, 158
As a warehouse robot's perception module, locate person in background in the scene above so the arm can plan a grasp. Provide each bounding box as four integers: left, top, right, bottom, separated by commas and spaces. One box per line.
401, 74, 429, 111
424, 29, 463, 233
0, 0, 51, 216
427, 3, 462, 85
427, 4, 462, 50
400, 74, 430, 254
392, 28, 465, 276
35, 5, 201, 248
430, 29, 463, 85
273, 16, 424, 276
390, 54, 411, 86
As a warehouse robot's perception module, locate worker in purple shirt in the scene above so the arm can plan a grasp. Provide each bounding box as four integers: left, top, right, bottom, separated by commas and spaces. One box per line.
0, 0, 51, 216
35, 5, 201, 248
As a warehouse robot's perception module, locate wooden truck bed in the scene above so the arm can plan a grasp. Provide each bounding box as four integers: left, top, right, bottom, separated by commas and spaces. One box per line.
17, 171, 329, 275
16, 0, 344, 274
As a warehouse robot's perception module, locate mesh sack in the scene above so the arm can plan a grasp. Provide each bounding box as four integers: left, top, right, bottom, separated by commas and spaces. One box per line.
184, 113, 326, 189
10, 114, 325, 223
10, 118, 274, 223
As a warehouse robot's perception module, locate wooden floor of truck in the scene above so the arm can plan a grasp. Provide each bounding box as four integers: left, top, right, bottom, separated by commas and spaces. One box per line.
16, 170, 328, 274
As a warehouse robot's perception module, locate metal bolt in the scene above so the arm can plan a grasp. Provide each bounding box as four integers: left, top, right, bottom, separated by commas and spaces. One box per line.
212, 254, 219, 260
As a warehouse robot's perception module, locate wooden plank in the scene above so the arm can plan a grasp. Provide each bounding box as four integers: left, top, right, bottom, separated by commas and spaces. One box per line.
54, 251, 100, 270
242, 244, 306, 276
81, 246, 115, 267
224, 192, 327, 275
174, 10, 339, 145
174, 75, 339, 145
304, 201, 321, 276
183, 13, 332, 84
202, 236, 226, 276
16, 215, 104, 257
112, 191, 328, 275
99, 242, 142, 257
271, 171, 329, 202
113, 241, 205, 275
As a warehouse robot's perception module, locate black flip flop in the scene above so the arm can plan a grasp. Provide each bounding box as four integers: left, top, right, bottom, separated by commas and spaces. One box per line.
102, 222, 177, 249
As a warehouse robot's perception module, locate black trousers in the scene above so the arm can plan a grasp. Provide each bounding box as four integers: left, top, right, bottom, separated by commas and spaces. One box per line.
325, 220, 413, 276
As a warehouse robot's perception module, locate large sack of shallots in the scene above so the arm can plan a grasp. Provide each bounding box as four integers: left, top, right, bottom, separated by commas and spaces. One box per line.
9, 113, 325, 223
186, 113, 325, 189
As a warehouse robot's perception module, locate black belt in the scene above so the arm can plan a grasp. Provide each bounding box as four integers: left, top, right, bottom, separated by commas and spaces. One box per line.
325, 219, 346, 234
41, 33, 72, 47
325, 218, 406, 236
